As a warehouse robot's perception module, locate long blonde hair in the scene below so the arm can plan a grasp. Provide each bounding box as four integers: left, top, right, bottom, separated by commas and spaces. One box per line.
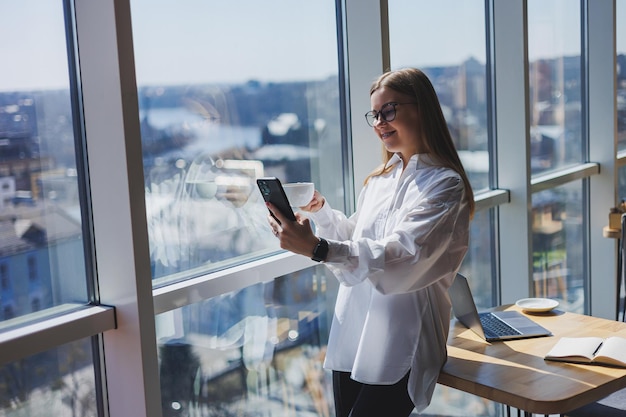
364, 68, 475, 217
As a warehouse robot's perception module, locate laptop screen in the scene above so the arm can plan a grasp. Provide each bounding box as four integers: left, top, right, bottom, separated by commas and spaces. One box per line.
448, 273, 487, 338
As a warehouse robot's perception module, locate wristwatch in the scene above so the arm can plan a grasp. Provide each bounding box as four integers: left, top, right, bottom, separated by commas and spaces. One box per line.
311, 238, 329, 262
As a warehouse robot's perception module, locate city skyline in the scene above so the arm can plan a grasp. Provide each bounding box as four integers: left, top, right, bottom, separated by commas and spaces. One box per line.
3, 1, 618, 92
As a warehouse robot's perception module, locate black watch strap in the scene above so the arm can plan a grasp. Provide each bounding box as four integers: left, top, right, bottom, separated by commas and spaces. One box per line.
311, 238, 329, 262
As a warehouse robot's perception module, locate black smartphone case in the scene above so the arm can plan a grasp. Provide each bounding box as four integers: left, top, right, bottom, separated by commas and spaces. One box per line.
256, 177, 296, 223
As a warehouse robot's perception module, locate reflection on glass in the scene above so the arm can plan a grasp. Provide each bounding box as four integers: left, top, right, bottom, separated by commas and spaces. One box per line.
528, 0, 583, 174
155, 266, 337, 417
130, 0, 343, 283
388, 0, 490, 192
531, 182, 585, 313
618, 0, 626, 151
0, 338, 96, 416
0, 2, 88, 322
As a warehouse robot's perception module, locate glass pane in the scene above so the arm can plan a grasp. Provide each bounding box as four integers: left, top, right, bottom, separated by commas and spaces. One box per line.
0, 338, 97, 416
155, 266, 337, 416
0, 3, 89, 322
531, 182, 585, 314
459, 209, 496, 310
388, 0, 490, 192
618, 0, 626, 151
129, 0, 343, 284
620, 166, 626, 207
528, 0, 583, 175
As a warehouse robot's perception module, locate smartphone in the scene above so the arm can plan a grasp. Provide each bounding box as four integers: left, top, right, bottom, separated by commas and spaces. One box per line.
257, 177, 296, 223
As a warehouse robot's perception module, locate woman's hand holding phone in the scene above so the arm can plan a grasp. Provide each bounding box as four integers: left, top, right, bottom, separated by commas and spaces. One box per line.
266, 202, 320, 257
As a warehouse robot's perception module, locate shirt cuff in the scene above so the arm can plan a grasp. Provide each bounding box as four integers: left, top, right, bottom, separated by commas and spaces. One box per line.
324, 239, 351, 264
307, 200, 336, 229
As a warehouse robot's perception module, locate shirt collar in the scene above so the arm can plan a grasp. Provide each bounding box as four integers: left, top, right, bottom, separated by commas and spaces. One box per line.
384, 153, 439, 170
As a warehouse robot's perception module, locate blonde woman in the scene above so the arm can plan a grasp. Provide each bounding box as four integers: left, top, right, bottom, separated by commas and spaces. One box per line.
267, 68, 474, 416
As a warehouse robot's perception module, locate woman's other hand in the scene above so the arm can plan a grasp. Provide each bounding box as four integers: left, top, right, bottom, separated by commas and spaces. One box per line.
300, 190, 325, 213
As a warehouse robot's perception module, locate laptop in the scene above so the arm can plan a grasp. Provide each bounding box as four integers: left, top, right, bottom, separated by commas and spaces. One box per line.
448, 274, 552, 342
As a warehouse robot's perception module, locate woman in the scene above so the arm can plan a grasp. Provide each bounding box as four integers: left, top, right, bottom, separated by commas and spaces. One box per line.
266, 68, 474, 416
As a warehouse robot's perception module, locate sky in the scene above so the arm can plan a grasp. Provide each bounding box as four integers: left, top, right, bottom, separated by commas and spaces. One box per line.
1, 0, 624, 92
0, 2, 69, 91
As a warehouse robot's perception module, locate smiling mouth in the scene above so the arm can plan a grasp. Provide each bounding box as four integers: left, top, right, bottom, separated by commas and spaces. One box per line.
381, 131, 395, 140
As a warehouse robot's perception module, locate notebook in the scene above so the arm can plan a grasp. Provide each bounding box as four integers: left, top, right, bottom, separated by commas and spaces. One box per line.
448, 274, 553, 342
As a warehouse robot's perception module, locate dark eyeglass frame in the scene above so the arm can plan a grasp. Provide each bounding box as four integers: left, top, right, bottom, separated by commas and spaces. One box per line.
364, 102, 417, 127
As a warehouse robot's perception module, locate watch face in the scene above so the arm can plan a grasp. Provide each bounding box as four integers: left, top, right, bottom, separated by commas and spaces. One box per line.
312, 238, 328, 262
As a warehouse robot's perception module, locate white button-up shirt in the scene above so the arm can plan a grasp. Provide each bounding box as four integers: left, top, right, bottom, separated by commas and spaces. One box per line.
308, 153, 470, 412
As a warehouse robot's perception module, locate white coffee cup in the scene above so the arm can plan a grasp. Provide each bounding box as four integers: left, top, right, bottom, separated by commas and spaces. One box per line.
283, 182, 314, 207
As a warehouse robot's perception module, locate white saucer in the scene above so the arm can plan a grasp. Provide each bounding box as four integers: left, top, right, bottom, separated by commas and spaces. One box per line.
515, 297, 559, 313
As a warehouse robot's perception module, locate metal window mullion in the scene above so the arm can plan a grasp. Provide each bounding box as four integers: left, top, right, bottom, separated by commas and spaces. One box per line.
344, 0, 387, 199
74, 0, 162, 416
63, 0, 99, 303
493, 0, 533, 304
587, 0, 618, 320
335, 0, 356, 215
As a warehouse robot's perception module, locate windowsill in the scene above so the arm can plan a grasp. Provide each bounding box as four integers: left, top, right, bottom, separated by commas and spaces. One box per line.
0, 304, 116, 365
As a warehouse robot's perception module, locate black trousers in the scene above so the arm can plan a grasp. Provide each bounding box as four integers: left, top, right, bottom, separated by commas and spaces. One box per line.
332, 370, 415, 417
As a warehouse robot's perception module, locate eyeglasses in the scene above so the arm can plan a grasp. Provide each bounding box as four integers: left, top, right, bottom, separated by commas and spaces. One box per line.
364, 102, 417, 127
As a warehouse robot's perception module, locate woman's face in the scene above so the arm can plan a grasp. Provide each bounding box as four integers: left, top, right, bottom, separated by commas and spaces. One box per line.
369, 86, 423, 162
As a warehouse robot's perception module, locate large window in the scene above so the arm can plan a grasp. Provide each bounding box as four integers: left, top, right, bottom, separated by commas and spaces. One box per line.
617, 0, 626, 153
528, 0, 583, 175
0, 2, 89, 322
130, 0, 345, 285
388, 0, 490, 192
617, 0, 626, 201
0, 2, 96, 414
130, 0, 344, 415
527, 0, 586, 313
388, 0, 494, 303
0, 339, 96, 416
156, 266, 337, 416
531, 183, 585, 312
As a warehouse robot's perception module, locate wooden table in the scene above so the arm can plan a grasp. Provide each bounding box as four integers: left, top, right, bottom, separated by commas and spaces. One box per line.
438, 305, 626, 415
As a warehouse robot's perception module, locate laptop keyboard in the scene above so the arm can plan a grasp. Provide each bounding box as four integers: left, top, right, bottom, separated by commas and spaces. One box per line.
479, 313, 522, 337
